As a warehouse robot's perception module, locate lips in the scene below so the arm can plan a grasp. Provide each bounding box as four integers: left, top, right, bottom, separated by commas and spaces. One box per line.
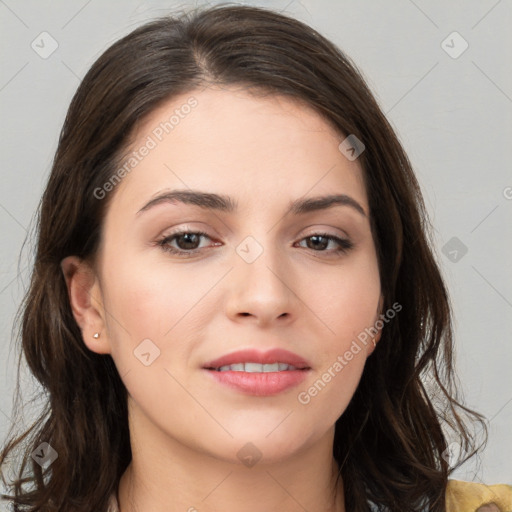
202, 348, 311, 370
202, 348, 312, 396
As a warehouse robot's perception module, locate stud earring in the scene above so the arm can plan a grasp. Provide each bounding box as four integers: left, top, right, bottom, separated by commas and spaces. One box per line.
93, 333, 100, 339
372, 338, 377, 348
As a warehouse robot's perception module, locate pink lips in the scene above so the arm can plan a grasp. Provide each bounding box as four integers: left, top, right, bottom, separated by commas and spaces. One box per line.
202, 348, 311, 396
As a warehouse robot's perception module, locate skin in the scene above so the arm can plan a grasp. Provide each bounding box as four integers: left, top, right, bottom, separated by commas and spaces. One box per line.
62, 85, 383, 512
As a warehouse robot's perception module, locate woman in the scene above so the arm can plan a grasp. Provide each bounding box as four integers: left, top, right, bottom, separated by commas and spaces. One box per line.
1, 4, 510, 511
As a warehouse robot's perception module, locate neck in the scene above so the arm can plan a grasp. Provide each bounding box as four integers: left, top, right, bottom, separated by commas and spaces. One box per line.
118, 402, 346, 512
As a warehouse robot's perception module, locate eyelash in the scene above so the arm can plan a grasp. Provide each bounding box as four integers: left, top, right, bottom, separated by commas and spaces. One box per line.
156, 230, 354, 258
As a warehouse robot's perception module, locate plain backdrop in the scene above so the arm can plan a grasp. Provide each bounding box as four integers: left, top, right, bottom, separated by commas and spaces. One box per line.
1, 0, 511, 491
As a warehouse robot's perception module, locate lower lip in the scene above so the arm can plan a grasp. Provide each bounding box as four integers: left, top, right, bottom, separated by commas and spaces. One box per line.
204, 369, 310, 396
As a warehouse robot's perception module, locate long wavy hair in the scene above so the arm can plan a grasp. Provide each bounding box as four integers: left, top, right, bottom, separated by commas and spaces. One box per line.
0, 3, 486, 511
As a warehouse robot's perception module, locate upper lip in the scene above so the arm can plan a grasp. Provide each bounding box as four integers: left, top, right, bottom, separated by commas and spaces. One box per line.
203, 348, 311, 370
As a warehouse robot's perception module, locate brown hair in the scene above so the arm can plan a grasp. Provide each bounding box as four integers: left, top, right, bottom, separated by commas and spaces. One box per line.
0, 3, 486, 511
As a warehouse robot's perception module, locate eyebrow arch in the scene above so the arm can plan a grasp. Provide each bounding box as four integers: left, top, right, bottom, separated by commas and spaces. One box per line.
137, 190, 367, 218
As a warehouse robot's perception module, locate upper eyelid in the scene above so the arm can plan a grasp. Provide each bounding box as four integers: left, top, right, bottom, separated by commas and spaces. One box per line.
160, 227, 351, 240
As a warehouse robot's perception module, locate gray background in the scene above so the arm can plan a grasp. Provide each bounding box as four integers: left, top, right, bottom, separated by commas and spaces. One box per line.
1, 0, 511, 490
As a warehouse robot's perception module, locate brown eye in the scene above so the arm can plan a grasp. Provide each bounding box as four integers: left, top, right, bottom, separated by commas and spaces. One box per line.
158, 230, 213, 256
297, 233, 353, 255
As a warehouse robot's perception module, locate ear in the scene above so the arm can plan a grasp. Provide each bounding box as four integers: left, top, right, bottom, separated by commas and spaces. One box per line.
60, 255, 111, 355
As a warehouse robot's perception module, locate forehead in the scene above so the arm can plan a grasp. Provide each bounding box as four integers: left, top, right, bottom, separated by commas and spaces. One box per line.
109, 85, 368, 215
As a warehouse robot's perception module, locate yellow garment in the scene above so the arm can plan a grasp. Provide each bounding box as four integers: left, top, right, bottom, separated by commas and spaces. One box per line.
446, 479, 512, 512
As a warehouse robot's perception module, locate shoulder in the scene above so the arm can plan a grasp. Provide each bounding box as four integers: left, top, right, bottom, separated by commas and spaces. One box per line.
446, 479, 512, 512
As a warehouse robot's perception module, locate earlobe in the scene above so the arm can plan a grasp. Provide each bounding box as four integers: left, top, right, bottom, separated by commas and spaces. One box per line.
60, 256, 111, 355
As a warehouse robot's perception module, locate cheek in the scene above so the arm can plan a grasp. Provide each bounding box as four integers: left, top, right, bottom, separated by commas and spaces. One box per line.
102, 260, 203, 430
101, 254, 222, 380
295, 271, 377, 427
296, 253, 379, 416
307, 254, 381, 344
100, 254, 189, 366
103, 252, 201, 332
106, 271, 166, 335
296, 351, 367, 433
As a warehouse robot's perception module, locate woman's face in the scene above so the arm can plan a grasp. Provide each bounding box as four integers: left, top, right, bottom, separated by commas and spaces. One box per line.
83, 85, 382, 464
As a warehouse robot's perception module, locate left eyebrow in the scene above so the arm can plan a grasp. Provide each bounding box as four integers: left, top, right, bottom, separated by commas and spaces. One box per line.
136, 189, 367, 218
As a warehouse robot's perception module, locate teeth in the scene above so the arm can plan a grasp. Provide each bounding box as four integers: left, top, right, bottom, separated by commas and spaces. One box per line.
216, 362, 298, 372
245, 362, 262, 373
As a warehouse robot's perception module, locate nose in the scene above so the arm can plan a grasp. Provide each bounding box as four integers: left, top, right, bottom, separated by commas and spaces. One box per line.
225, 238, 295, 327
